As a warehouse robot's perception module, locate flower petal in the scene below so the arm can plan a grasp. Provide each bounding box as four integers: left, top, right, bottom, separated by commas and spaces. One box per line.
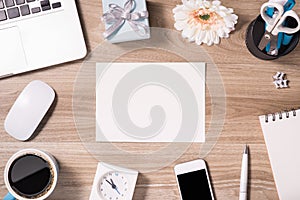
195, 30, 203, 45
212, 0, 221, 6
182, 27, 193, 38
174, 21, 188, 30
214, 33, 220, 44
217, 28, 225, 37
187, 26, 197, 41
174, 12, 189, 20
173, 5, 183, 13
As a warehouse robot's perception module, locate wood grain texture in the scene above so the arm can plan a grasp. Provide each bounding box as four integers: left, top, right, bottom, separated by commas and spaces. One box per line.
1, 0, 300, 199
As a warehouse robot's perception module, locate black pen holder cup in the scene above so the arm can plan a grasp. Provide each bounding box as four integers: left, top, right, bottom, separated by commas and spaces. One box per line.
245, 15, 300, 60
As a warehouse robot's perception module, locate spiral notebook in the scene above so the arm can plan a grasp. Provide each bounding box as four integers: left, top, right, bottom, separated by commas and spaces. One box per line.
259, 109, 300, 200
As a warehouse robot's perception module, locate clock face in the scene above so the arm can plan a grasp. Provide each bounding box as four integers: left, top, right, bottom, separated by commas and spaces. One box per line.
98, 171, 129, 200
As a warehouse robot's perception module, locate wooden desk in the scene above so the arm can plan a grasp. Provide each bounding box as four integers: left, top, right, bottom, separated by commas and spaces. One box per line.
1, 0, 300, 199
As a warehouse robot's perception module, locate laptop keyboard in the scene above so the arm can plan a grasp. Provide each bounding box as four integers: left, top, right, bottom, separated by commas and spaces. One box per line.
0, 0, 62, 24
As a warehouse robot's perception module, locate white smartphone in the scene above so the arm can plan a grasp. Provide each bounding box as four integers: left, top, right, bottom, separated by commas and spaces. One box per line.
174, 159, 214, 200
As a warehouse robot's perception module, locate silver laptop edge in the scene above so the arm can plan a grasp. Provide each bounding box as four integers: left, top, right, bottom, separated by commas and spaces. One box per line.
0, 0, 87, 78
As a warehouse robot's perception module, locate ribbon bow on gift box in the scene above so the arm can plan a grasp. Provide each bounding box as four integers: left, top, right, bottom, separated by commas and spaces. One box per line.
102, 0, 150, 39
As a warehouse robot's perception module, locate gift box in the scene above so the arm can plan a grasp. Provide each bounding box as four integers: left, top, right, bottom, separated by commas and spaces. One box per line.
102, 0, 150, 43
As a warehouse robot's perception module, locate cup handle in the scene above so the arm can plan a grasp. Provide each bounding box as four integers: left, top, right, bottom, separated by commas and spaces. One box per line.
3, 193, 15, 200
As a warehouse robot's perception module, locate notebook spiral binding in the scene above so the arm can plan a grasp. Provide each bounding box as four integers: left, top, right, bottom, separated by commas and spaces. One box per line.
265, 109, 297, 123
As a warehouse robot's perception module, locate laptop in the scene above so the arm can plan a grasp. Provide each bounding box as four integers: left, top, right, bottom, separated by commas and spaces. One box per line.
0, 0, 86, 78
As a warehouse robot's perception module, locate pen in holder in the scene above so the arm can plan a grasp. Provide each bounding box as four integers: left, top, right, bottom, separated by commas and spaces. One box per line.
245, 0, 300, 60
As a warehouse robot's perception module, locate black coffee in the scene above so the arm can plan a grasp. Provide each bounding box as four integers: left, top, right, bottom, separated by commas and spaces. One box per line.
8, 154, 52, 198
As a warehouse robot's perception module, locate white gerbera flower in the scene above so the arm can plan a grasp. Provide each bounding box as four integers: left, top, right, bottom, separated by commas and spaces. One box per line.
173, 0, 238, 46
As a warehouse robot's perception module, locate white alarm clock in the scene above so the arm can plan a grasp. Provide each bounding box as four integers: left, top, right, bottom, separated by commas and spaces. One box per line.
89, 162, 139, 200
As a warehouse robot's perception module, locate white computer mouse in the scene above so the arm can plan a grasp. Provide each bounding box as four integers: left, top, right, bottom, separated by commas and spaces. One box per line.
4, 80, 55, 141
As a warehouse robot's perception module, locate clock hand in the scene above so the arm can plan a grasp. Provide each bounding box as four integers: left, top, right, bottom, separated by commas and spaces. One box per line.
110, 179, 116, 186
110, 179, 118, 189
105, 179, 113, 186
114, 187, 121, 195
110, 179, 121, 195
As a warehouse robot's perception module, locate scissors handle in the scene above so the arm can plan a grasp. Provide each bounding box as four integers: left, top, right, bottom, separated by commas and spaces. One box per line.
272, 10, 300, 35
284, 0, 295, 11
261, 2, 284, 32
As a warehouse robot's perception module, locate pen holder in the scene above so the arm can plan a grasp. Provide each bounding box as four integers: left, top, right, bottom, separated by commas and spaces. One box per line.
245, 15, 300, 60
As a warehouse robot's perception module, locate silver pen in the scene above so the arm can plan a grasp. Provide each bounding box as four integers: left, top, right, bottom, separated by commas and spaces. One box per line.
239, 145, 248, 200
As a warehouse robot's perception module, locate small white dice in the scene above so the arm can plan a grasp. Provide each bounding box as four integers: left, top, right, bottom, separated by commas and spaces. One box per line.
273, 72, 289, 89
273, 72, 285, 80
273, 79, 289, 89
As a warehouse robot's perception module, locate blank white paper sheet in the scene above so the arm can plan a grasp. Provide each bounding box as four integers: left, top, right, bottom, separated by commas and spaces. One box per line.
96, 62, 206, 142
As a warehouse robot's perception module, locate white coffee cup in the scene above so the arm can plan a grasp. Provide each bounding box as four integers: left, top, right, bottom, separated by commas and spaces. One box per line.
4, 149, 59, 200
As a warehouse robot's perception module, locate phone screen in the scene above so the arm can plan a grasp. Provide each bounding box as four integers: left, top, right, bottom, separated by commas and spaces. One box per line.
177, 169, 212, 200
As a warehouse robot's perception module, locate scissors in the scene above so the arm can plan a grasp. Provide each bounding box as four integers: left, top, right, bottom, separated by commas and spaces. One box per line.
266, 0, 295, 51
258, 2, 300, 55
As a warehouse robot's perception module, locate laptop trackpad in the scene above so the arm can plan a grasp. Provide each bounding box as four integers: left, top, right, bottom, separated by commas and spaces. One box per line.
0, 27, 27, 76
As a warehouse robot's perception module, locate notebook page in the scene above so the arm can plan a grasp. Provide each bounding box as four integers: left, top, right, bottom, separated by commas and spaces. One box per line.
259, 109, 300, 200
